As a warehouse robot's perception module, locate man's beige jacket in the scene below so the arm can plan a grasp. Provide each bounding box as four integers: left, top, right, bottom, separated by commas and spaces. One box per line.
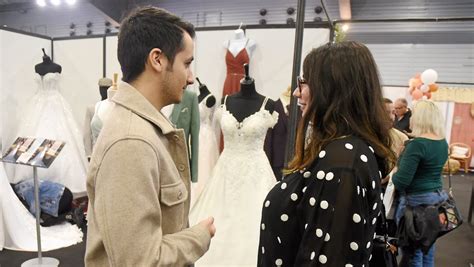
85, 82, 211, 266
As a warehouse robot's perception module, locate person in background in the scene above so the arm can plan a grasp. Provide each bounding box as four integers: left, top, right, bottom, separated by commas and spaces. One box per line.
392, 100, 448, 267
394, 98, 412, 134
258, 41, 396, 266
382, 98, 409, 185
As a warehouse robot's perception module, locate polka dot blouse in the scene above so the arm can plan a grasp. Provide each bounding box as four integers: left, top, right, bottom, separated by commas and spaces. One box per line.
258, 136, 384, 266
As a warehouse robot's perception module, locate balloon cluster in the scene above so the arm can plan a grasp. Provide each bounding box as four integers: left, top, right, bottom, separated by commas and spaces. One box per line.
408, 69, 439, 100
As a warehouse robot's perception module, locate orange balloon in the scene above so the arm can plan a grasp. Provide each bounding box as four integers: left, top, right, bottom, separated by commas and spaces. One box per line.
429, 84, 439, 92
423, 92, 432, 99
412, 89, 423, 100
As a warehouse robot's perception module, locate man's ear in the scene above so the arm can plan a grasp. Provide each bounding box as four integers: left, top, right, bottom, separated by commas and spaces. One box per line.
148, 48, 165, 73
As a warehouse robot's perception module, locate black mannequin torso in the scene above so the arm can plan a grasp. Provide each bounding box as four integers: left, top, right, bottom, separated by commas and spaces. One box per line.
196, 78, 216, 108
221, 70, 274, 122
35, 49, 62, 76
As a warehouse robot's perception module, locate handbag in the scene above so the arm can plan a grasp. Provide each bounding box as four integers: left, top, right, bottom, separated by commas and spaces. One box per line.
370, 203, 398, 267
438, 160, 463, 237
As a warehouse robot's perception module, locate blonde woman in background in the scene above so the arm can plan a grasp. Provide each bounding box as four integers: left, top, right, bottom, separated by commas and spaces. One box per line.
393, 100, 449, 267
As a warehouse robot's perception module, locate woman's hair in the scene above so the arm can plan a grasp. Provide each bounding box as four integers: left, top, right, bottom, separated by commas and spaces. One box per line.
287, 41, 396, 173
410, 100, 445, 138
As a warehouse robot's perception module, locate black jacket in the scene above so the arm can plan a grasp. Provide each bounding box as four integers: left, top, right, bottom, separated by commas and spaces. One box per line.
397, 204, 440, 254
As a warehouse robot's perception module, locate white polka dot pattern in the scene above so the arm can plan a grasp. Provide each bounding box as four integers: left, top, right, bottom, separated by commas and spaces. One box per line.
324, 233, 330, 242
319, 150, 326, 158
258, 137, 382, 266
350, 242, 359, 251
316, 228, 323, 237
316, 170, 325, 180
320, 200, 329, 209
325, 172, 334, 181
290, 193, 298, 201
319, 255, 327, 264
352, 213, 361, 223
264, 200, 270, 207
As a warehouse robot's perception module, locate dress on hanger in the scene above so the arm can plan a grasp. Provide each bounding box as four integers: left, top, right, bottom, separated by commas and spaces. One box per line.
222, 39, 250, 96
191, 95, 219, 207
190, 96, 278, 266
12, 73, 87, 194
0, 162, 83, 251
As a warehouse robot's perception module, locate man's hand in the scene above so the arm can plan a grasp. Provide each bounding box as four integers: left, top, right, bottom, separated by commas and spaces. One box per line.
198, 217, 216, 237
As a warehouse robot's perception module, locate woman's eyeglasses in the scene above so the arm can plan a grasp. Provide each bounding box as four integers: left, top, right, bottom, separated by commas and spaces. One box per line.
297, 76, 307, 94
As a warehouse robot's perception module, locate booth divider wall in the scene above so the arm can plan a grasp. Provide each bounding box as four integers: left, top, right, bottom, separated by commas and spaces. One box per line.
53, 38, 103, 125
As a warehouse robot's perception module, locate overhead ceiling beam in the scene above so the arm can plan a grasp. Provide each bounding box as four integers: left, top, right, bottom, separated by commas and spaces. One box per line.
338, 0, 352, 20
88, 0, 130, 25
0, 2, 35, 13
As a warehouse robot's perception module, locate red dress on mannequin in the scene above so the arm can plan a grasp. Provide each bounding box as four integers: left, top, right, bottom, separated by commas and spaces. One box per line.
222, 39, 250, 96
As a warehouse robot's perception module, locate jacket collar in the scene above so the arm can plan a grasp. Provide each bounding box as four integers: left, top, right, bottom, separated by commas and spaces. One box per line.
112, 82, 175, 135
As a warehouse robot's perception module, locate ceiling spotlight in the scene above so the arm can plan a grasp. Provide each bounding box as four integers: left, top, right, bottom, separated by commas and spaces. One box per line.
36, 0, 46, 7
50, 0, 61, 6
65, 0, 76, 5
342, 24, 350, 32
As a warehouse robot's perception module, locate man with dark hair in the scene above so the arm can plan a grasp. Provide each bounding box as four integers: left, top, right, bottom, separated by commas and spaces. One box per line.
394, 97, 412, 133
85, 6, 214, 266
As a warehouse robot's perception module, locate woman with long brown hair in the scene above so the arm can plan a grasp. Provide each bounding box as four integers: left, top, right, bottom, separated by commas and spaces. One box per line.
257, 41, 396, 266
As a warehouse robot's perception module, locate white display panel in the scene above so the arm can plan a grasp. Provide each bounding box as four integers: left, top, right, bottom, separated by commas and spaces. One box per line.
54, 38, 103, 126
105, 36, 121, 81
0, 29, 51, 153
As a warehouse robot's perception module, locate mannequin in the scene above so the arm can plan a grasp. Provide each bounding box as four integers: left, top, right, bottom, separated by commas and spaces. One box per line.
98, 77, 113, 100
35, 48, 61, 76
223, 27, 257, 58
221, 25, 257, 97
196, 77, 216, 108
90, 74, 118, 146
222, 63, 274, 122
83, 77, 112, 158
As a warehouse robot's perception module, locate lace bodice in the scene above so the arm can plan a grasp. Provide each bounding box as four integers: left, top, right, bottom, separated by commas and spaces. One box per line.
220, 97, 278, 153
34, 72, 61, 93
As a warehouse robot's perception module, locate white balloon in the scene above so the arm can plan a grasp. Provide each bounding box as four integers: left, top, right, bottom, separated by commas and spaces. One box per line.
421, 69, 438, 84
420, 84, 429, 93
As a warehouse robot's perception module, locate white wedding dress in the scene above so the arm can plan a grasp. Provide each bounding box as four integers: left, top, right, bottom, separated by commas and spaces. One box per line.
190, 97, 278, 267
191, 95, 220, 207
11, 73, 87, 194
0, 162, 83, 251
